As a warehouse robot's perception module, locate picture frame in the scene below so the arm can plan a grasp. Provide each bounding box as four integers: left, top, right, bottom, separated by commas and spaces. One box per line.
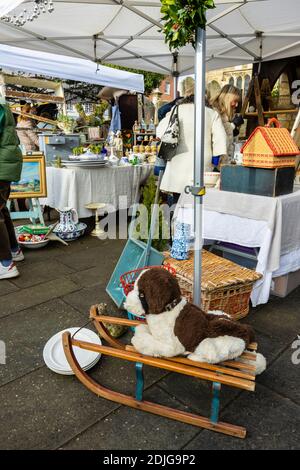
10, 154, 47, 199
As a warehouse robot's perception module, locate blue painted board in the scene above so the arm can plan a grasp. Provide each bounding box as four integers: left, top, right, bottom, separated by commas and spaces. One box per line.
106, 238, 164, 308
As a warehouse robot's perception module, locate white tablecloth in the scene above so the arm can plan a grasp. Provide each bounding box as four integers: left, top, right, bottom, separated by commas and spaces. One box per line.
42, 164, 153, 218
176, 188, 300, 306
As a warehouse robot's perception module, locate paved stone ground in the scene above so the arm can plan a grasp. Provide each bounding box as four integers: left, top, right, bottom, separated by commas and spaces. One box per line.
0, 230, 300, 450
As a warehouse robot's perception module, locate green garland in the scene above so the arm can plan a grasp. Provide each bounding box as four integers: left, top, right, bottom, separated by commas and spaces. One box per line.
161, 0, 216, 49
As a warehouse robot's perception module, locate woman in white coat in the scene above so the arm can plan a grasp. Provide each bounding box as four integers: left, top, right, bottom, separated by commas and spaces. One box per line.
156, 91, 227, 195
210, 84, 243, 161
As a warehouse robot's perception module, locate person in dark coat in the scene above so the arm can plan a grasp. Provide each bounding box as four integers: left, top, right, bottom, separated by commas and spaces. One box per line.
158, 96, 181, 122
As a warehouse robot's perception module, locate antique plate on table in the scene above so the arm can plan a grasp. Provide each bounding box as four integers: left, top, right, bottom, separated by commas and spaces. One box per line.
43, 327, 102, 375
68, 155, 107, 162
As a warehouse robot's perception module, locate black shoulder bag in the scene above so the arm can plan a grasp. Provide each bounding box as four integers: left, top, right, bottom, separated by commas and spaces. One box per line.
157, 105, 180, 162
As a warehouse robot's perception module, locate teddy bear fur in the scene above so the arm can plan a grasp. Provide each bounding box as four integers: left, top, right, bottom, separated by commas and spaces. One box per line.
124, 267, 266, 374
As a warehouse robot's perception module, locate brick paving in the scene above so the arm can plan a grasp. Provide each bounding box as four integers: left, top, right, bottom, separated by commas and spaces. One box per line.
0, 233, 299, 450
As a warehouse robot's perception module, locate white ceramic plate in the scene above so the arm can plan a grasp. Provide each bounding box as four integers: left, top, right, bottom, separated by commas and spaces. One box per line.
43, 327, 102, 375
62, 160, 109, 169
69, 155, 108, 162
46, 357, 100, 375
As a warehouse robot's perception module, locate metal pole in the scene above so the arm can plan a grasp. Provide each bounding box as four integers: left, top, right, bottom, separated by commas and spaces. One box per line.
193, 27, 206, 306
172, 52, 179, 100
173, 75, 178, 100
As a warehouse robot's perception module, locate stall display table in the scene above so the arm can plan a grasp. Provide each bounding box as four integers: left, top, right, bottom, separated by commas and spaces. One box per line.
176, 188, 300, 306
41, 164, 153, 218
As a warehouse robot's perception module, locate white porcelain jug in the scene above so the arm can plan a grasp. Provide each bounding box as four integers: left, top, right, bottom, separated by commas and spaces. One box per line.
56, 207, 79, 233
108, 147, 119, 166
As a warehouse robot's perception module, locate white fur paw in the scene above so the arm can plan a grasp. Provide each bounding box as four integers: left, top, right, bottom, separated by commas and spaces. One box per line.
255, 353, 267, 375
208, 310, 231, 318
239, 351, 267, 375
131, 331, 163, 357
193, 336, 246, 363
131, 333, 152, 355
187, 353, 205, 362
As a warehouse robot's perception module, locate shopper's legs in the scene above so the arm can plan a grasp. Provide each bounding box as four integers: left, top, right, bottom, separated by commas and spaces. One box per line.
0, 182, 20, 278
0, 182, 13, 261
2, 205, 19, 251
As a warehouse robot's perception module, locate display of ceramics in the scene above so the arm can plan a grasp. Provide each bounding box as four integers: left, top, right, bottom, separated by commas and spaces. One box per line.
43, 327, 102, 375
53, 222, 87, 241
204, 172, 220, 188
138, 153, 146, 163
171, 222, 191, 261
18, 235, 49, 249
62, 160, 108, 168
69, 153, 106, 162
108, 147, 119, 166
119, 156, 130, 166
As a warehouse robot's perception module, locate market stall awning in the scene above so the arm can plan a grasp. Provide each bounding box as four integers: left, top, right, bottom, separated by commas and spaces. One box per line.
0, 43, 144, 92
1, 0, 300, 75
0, 0, 25, 17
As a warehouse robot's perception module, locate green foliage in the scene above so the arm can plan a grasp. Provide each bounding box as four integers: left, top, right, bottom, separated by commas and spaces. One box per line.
72, 144, 103, 155
271, 80, 280, 98
57, 113, 76, 125
57, 113, 77, 132
138, 175, 169, 252
106, 64, 165, 95
88, 144, 102, 154
160, 0, 216, 49
74, 102, 109, 126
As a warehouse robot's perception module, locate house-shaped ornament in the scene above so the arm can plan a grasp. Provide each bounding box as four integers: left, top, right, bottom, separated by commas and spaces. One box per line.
241, 121, 299, 168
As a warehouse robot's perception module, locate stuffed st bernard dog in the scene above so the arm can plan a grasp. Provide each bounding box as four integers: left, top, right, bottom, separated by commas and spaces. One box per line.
125, 267, 266, 374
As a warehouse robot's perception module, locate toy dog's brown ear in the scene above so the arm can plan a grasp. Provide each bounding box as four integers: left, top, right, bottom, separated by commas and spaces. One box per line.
138, 268, 181, 315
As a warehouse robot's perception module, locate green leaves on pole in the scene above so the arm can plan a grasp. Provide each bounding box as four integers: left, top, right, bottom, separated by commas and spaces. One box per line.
160, 0, 215, 49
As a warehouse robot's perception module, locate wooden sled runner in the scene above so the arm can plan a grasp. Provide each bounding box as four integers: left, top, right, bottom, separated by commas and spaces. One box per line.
63, 305, 258, 439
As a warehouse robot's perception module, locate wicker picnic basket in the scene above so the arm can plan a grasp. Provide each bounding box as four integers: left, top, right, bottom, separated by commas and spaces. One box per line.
163, 250, 262, 320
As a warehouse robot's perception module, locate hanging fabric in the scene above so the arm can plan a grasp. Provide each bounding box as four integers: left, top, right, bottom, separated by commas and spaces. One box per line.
109, 104, 122, 133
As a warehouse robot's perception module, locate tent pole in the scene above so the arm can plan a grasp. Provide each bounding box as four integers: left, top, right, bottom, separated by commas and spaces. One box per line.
172, 52, 179, 100
193, 27, 206, 307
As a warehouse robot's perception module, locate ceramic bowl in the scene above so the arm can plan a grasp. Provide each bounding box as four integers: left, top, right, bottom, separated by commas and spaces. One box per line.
53, 222, 87, 241
204, 172, 220, 188
18, 239, 49, 249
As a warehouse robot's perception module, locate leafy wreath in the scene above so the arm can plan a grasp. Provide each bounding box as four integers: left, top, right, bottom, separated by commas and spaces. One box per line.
161, 0, 216, 49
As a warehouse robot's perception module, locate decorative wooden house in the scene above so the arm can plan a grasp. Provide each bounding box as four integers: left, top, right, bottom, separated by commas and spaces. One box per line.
241, 120, 299, 168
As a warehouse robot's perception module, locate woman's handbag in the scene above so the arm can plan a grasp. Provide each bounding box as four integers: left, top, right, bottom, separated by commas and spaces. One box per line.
157, 105, 180, 162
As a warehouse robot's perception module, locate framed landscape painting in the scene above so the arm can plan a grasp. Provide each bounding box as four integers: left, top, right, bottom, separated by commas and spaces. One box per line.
10, 155, 47, 199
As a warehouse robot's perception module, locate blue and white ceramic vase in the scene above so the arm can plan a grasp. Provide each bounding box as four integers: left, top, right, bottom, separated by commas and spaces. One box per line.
55, 207, 79, 233
171, 222, 191, 260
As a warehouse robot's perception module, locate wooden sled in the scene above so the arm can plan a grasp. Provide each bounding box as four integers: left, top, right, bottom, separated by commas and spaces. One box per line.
62, 305, 258, 439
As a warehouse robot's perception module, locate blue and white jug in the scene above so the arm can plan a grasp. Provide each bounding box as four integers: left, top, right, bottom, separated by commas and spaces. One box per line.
56, 207, 79, 233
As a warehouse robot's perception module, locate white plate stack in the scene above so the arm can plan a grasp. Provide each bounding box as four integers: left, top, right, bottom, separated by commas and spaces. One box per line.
43, 327, 102, 375
62, 160, 109, 168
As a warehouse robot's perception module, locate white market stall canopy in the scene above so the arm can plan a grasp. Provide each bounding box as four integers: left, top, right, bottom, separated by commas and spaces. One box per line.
0, 43, 144, 92
1, 0, 300, 75
0, 1, 24, 17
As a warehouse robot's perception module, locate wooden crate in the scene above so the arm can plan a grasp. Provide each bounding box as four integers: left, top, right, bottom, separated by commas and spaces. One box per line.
163, 251, 262, 320
220, 165, 295, 197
